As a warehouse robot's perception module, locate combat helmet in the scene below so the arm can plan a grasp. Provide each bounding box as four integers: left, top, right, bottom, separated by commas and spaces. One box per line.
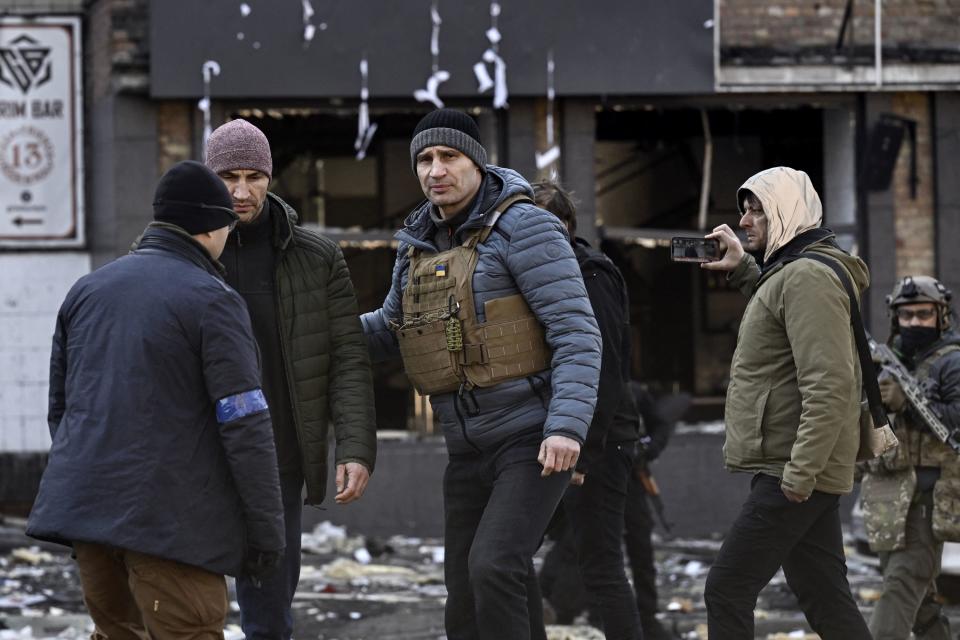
886, 275, 953, 333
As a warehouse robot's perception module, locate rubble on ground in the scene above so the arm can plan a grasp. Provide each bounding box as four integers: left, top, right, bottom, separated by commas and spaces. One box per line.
0, 517, 956, 639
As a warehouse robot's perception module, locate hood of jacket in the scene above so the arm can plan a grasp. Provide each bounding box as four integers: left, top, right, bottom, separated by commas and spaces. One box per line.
737, 166, 823, 264
755, 232, 870, 298
396, 165, 534, 249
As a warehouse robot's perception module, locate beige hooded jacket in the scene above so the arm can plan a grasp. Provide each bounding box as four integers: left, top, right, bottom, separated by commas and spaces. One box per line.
724, 167, 870, 496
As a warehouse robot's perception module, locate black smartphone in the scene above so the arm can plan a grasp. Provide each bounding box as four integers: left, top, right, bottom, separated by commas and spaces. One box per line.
670, 236, 721, 263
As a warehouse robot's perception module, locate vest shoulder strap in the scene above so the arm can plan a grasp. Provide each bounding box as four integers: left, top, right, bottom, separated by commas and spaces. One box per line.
467, 194, 534, 247
917, 343, 960, 380
783, 251, 889, 431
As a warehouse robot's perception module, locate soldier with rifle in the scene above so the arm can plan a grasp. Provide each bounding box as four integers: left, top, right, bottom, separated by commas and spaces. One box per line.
861, 276, 960, 640
624, 384, 689, 640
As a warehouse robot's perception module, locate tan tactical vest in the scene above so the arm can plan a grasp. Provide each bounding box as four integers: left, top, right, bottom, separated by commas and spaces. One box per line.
892, 344, 960, 469
393, 195, 552, 396
863, 342, 960, 547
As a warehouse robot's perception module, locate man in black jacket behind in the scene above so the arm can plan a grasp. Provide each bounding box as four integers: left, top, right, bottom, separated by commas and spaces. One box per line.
533, 181, 642, 640
28, 161, 285, 638
205, 118, 377, 639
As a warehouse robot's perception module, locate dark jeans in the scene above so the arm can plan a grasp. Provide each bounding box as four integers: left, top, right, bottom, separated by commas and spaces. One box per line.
236, 471, 303, 640
444, 436, 570, 640
704, 474, 870, 640
564, 442, 641, 639
623, 465, 659, 625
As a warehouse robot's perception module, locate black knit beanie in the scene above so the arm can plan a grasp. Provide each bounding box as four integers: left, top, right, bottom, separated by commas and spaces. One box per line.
410, 108, 488, 173
153, 160, 239, 235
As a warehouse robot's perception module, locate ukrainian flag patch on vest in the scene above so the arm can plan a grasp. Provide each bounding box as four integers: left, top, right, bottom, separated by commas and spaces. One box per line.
435, 264, 447, 277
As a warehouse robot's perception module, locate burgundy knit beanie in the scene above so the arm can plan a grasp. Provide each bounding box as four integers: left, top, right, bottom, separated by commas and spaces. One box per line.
205, 119, 273, 179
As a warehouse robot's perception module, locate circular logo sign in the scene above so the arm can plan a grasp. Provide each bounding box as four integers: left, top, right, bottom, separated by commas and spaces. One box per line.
0, 126, 55, 185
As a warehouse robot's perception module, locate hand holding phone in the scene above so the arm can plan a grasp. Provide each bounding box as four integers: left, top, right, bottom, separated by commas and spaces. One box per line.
700, 224, 746, 272
670, 236, 721, 263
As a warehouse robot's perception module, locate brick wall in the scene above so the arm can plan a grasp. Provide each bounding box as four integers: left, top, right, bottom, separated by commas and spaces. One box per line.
87, 0, 149, 97
157, 101, 193, 173
720, 0, 960, 59
3, 1, 84, 12
891, 92, 935, 279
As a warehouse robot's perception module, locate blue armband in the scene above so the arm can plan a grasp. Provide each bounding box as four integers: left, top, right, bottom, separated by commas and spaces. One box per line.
216, 389, 269, 424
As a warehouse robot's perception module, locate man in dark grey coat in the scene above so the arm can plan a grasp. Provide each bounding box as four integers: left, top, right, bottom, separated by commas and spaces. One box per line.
27, 161, 284, 638
205, 118, 376, 640
362, 109, 601, 640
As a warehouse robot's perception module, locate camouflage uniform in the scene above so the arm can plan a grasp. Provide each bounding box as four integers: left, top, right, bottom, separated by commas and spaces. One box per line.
862, 276, 960, 640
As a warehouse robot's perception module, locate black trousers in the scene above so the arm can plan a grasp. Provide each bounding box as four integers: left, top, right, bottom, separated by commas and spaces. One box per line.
443, 436, 570, 640
704, 474, 871, 640
623, 468, 659, 625
539, 442, 642, 639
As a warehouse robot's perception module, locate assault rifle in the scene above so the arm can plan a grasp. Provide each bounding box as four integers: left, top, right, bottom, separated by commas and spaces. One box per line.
868, 336, 960, 453
634, 438, 672, 535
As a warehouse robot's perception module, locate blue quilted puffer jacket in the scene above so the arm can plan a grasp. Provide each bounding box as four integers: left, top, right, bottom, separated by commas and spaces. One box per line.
361, 166, 601, 454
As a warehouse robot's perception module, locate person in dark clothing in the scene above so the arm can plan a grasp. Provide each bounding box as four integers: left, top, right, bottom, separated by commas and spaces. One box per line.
625, 384, 686, 640
205, 119, 377, 640
539, 383, 682, 640
27, 160, 285, 639
532, 181, 641, 640
362, 110, 601, 640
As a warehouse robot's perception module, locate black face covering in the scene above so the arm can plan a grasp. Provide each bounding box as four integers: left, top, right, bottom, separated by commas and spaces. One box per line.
900, 326, 940, 359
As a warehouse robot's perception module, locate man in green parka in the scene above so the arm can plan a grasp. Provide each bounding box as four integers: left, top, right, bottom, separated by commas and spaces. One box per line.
701, 166, 871, 639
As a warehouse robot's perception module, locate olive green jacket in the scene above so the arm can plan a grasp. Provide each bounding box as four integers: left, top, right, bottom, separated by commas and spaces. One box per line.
723, 241, 869, 497
270, 194, 376, 504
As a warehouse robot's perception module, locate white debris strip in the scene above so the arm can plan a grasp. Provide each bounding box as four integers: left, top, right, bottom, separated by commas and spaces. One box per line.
199, 60, 221, 158
302, 0, 317, 46
472, 2, 508, 109
237, 1, 251, 40
535, 50, 561, 171
413, 0, 450, 109
354, 56, 378, 161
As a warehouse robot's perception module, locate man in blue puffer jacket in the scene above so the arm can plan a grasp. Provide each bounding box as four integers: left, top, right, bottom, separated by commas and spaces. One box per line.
27, 161, 285, 638
362, 109, 602, 640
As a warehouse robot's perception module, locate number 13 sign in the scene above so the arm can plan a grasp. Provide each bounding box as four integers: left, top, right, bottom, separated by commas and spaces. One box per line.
0, 16, 83, 247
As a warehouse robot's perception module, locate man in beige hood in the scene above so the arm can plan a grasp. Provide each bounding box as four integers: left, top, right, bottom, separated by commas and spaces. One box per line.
701, 167, 872, 639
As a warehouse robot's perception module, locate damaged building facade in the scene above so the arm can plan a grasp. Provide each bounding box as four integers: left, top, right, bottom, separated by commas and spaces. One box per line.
1, 0, 959, 528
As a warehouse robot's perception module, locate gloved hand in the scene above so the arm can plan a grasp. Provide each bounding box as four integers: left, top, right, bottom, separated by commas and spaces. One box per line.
879, 376, 906, 412
243, 548, 282, 586
637, 435, 661, 463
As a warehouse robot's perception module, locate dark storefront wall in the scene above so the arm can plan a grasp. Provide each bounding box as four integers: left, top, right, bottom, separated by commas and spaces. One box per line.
150, 0, 714, 100
593, 104, 833, 406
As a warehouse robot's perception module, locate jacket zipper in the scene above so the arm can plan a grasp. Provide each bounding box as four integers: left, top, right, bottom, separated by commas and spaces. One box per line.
274, 260, 309, 488
453, 395, 481, 453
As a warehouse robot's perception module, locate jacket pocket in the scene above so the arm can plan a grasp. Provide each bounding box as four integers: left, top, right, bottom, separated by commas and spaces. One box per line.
933, 477, 960, 542
724, 380, 769, 463
759, 383, 803, 462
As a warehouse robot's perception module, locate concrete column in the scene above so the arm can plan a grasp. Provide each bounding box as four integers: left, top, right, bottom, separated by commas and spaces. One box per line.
934, 92, 960, 305
560, 99, 597, 245
823, 105, 857, 252
505, 98, 539, 183
863, 93, 897, 337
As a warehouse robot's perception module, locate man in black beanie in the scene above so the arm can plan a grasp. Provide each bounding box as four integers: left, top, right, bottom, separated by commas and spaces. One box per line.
27, 160, 285, 639
363, 108, 602, 640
